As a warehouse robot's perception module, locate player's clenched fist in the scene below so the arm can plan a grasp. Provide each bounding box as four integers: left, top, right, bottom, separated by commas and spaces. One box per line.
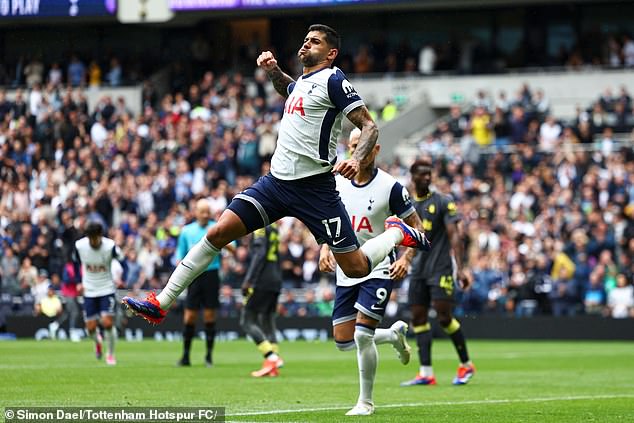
256, 51, 277, 70
332, 158, 360, 180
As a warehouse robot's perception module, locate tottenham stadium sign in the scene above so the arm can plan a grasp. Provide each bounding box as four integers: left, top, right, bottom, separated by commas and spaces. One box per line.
0, 0, 115, 18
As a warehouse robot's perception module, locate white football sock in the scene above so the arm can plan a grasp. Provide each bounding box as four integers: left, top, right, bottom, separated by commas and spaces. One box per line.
359, 228, 403, 271
420, 365, 434, 377
354, 326, 377, 405
104, 327, 115, 355
373, 328, 397, 345
157, 237, 219, 309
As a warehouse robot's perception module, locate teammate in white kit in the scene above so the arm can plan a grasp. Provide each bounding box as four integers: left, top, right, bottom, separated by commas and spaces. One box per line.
319, 129, 423, 416
122, 24, 430, 326
73, 222, 124, 365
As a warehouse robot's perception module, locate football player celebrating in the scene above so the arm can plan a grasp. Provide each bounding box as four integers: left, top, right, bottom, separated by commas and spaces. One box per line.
123, 24, 430, 328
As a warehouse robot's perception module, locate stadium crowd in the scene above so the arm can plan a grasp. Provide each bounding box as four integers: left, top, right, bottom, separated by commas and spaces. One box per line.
0, 63, 633, 328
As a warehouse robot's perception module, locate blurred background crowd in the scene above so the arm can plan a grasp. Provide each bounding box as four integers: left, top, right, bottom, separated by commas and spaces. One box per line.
0, 68, 632, 325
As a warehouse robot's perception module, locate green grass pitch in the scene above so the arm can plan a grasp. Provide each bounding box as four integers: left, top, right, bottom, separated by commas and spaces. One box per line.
1, 339, 633, 422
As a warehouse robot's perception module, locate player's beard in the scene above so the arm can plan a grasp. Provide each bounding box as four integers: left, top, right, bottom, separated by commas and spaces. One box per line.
298, 51, 321, 68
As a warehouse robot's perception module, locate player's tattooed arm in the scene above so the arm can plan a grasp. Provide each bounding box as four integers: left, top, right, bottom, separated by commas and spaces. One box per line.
257, 51, 295, 98
266, 66, 295, 98
347, 106, 379, 162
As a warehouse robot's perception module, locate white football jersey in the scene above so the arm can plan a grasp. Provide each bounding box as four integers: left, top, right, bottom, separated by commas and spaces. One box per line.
271, 66, 364, 180
74, 237, 124, 297
335, 169, 415, 286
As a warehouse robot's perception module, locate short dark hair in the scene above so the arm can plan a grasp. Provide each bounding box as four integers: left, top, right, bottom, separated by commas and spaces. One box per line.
410, 158, 433, 174
308, 24, 340, 51
85, 221, 103, 237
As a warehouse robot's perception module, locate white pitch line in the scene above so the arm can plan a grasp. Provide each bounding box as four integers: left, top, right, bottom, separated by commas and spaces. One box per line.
228, 393, 634, 417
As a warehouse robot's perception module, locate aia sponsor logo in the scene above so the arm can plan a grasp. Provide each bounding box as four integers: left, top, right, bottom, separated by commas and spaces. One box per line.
86, 264, 107, 273
285, 95, 305, 116
350, 215, 373, 233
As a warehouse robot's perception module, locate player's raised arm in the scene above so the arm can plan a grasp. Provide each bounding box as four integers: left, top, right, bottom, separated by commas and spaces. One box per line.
333, 106, 378, 180
257, 51, 295, 99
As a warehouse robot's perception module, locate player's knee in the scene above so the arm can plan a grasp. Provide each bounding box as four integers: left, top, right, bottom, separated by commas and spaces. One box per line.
334, 338, 355, 352
339, 263, 368, 279
437, 314, 453, 329
410, 308, 428, 325
353, 326, 375, 348
240, 311, 256, 328
206, 212, 246, 247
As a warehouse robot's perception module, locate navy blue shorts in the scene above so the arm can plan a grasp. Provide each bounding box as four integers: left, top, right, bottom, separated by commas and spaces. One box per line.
332, 278, 393, 325
228, 172, 359, 253
83, 294, 116, 321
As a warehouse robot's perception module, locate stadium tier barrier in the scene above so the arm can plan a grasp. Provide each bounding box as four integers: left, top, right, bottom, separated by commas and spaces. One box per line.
6, 313, 634, 341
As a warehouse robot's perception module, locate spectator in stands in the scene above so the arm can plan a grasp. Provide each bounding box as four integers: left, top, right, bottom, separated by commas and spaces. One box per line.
468, 106, 493, 147
106, 57, 123, 86
622, 34, 634, 67
24, 56, 44, 88
606, 274, 634, 318
67, 55, 86, 87
48, 62, 63, 87
381, 100, 398, 122
279, 290, 300, 317
353, 45, 374, 74
31, 269, 51, 306
88, 61, 102, 87
584, 270, 606, 315
418, 44, 436, 75
539, 115, 562, 152
219, 283, 238, 318
299, 289, 320, 317
35, 284, 62, 319
316, 287, 335, 318
1, 247, 20, 296
17, 256, 38, 295
549, 267, 580, 317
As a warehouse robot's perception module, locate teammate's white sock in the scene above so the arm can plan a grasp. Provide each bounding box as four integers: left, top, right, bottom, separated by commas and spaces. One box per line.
373, 328, 397, 345
354, 326, 377, 405
359, 228, 403, 271
104, 327, 115, 355
420, 365, 434, 377
156, 237, 220, 309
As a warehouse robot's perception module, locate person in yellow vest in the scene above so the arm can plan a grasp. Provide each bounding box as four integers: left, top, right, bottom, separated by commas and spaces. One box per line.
37, 284, 63, 318
36, 284, 63, 339
381, 100, 398, 122
469, 106, 493, 147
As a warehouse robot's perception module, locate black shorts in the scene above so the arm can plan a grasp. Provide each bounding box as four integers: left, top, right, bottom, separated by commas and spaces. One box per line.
244, 289, 279, 314
185, 270, 220, 310
408, 273, 456, 306
227, 173, 359, 254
